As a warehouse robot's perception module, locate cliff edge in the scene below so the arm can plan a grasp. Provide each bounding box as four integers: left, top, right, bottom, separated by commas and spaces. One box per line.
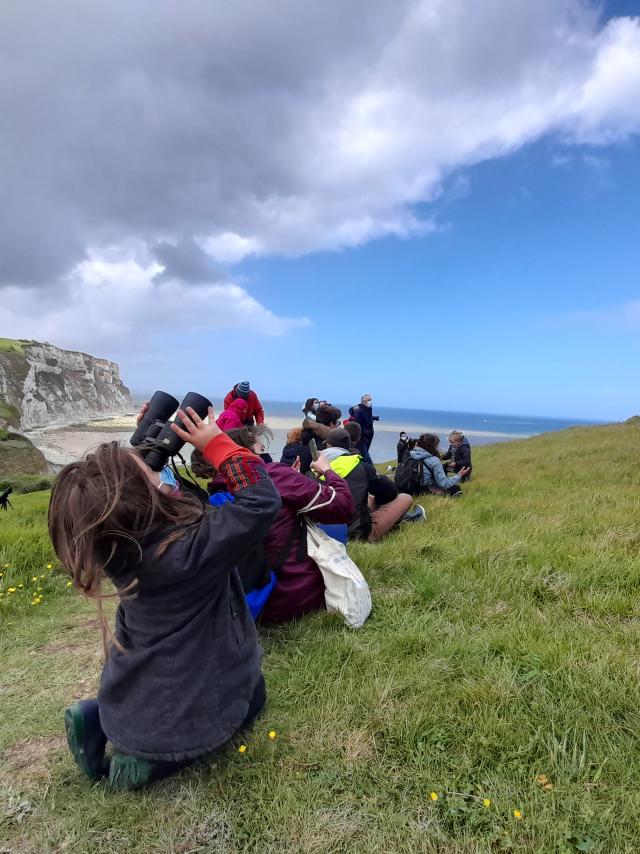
0, 338, 133, 431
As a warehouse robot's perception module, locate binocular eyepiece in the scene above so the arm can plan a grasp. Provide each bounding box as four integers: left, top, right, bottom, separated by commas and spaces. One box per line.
130, 390, 212, 471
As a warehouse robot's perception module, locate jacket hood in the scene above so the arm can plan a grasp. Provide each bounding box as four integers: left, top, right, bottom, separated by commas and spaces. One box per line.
321, 446, 349, 463
410, 448, 438, 461
229, 399, 248, 415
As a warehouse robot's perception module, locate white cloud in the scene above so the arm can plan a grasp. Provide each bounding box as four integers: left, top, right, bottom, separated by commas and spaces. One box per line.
1, 0, 640, 346
0, 253, 310, 357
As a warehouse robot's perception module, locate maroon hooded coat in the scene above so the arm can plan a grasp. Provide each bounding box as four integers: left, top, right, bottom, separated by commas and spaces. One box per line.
259, 463, 354, 623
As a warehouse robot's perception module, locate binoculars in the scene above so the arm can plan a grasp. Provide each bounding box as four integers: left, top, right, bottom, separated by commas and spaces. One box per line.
130, 390, 212, 471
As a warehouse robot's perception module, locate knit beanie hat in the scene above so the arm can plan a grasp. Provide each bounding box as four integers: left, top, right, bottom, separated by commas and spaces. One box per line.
236, 381, 250, 399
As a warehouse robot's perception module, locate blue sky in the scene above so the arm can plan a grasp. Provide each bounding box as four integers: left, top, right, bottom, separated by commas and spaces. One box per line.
225, 136, 640, 420
1, 1, 639, 421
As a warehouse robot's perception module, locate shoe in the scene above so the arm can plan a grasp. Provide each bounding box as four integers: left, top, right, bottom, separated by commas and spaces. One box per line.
108, 753, 154, 791
64, 699, 109, 780
402, 504, 426, 523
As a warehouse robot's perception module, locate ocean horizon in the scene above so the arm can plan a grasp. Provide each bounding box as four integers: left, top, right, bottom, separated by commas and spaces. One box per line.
132, 395, 602, 463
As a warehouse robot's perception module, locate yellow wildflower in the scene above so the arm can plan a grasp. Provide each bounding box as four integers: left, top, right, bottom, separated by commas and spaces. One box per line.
18, 583, 24, 588
513, 809, 523, 820
268, 730, 277, 740
67, 581, 73, 588
8, 587, 16, 593
483, 799, 491, 808
430, 792, 438, 802
47, 564, 53, 569
32, 576, 38, 582
238, 745, 247, 754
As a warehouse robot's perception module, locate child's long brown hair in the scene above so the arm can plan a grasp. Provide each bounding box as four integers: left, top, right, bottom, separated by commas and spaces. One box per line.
48, 441, 204, 652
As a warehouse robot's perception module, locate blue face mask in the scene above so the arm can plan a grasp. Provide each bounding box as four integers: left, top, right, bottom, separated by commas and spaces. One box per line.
158, 465, 179, 492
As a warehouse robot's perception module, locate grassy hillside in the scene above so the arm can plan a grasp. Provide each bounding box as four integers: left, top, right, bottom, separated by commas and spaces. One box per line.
0, 433, 49, 476
1, 422, 640, 852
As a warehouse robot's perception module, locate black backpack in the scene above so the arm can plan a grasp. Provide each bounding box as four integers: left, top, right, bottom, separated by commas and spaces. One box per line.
394, 456, 424, 496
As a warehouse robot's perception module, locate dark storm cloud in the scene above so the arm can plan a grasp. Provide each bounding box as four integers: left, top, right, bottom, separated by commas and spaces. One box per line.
0, 0, 638, 294
151, 238, 223, 283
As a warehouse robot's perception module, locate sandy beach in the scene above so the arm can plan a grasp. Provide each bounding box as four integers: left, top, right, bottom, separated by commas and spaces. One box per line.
25, 411, 524, 468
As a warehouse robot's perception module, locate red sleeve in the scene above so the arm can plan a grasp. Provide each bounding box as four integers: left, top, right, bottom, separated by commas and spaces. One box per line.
203, 434, 267, 494
252, 391, 265, 424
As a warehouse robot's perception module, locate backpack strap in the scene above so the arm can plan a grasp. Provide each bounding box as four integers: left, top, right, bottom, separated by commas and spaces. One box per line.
298, 482, 337, 514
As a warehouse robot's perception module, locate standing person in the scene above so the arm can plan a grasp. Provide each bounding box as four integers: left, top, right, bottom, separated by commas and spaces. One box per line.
410, 433, 470, 496
348, 394, 377, 462
441, 431, 472, 481
397, 432, 410, 464
302, 398, 319, 421
51, 407, 281, 791
321, 428, 423, 542
223, 381, 265, 425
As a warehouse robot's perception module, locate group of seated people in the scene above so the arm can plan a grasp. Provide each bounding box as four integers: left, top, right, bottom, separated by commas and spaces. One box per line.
395, 429, 472, 496
50, 382, 473, 792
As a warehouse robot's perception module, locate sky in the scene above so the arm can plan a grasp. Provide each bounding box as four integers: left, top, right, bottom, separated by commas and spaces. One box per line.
0, 0, 639, 420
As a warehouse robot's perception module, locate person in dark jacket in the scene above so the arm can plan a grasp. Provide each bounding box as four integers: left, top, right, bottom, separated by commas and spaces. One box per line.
348, 394, 378, 462
299, 404, 342, 474
441, 430, 472, 481
321, 428, 421, 542
397, 432, 410, 464
49, 407, 281, 791
223, 381, 265, 425
410, 433, 470, 496
280, 427, 304, 467
226, 425, 355, 623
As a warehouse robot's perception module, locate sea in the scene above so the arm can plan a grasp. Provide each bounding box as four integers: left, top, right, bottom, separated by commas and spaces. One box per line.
26, 397, 600, 467
136, 397, 600, 463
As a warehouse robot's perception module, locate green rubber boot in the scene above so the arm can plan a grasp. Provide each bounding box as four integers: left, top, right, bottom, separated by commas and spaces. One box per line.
108, 753, 154, 791
64, 700, 108, 780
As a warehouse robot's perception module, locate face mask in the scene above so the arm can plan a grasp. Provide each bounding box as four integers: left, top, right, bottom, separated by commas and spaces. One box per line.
158, 465, 179, 493
400, 434, 407, 440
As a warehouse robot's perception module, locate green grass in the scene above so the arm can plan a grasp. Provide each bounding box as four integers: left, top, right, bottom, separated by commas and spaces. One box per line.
2, 423, 640, 852
0, 338, 28, 354
0, 473, 56, 494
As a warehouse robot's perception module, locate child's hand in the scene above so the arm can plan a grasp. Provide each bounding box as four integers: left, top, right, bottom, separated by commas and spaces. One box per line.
458, 467, 471, 478
171, 406, 222, 451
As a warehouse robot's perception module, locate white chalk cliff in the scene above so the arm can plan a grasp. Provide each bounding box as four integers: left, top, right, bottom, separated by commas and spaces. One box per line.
0, 339, 133, 430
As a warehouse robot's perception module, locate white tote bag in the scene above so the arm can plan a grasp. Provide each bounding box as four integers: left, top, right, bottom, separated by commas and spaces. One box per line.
305, 519, 372, 629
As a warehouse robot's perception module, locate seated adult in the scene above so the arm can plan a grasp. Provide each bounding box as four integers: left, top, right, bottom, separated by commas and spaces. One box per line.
299, 404, 342, 474
226, 426, 355, 623
280, 427, 304, 467
343, 420, 363, 454
441, 430, 472, 481
223, 381, 265, 425
410, 433, 470, 496
321, 428, 422, 542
